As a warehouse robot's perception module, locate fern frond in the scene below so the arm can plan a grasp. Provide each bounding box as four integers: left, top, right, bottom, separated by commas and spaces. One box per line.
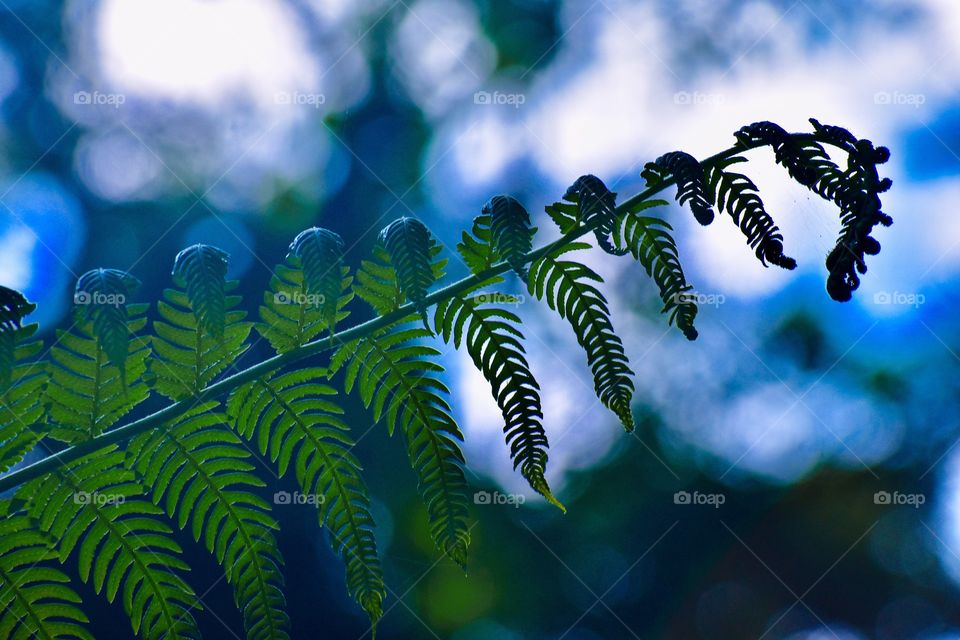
642, 152, 715, 225
171, 244, 230, 338
128, 403, 288, 640
73, 269, 141, 378
0, 286, 34, 387
378, 218, 438, 324
705, 156, 797, 270
259, 262, 352, 354
354, 239, 447, 318
484, 195, 536, 277
150, 246, 252, 400
528, 243, 635, 431
568, 175, 629, 256
17, 450, 200, 639
458, 213, 497, 275
434, 294, 563, 510
613, 201, 699, 340
227, 368, 384, 623
735, 120, 821, 187
737, 120, 893, 300
0, 514, 93, 640
47, 280, 150, 444
332, 327, 471, 568
0, 288, 43, 473
287, 227, 347, 334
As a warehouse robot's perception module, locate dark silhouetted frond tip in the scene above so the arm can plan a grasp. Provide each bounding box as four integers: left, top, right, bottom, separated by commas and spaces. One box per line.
129, 404, 289, 640
735, 121, 820, 187
0, 285, 35, 389
613, 201, 699, 340
529, 244, 635, 431
16, 448, 201, 639
485, 195, 536, 277
434, 294, 564, 511
643, 152, 715, 225
73, 268, 141, 377
378, 217, 438, 326
825, 137, 893, 302
0, 285, 32, 332
227, 368, 385, 625
706, 157, 797, 270
151, 255, 251, 400
0, 515, 94, 640
172, 243, 229, 338
564, 174, 628, 256
734, 120, 892, 301
808, 118, 859, 151
288, 226, 346, 333
0, 291, 43, 473
332, 327, 471, 569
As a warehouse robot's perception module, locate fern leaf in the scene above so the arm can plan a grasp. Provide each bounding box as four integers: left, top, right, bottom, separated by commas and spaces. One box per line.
642, 152, 715, 225
257, 263, 352, 354
287, 227, 347, 334
150, 248, 251, 400
434, 294, 563, 510
227, 368, 384, 624
0, 287, 43, 473
566, 175, 628, 256
17, 450, 201, 639
808, 120, 893, 302
458, 212, 497, 275
355, 239, 447, 318
73, 269, 141, 377
484, 195, 536, 277
0, 514, 93, 640
128, 403, 288, 640
258, 256, 352, 354
333, 327, 471, 568
378, 218, 438, 324
734, 120, 821, 187
47, 289, 150, 444
0, 286, 34, 387
613, 201, 699, 340
171, 244, 229, 337
736, 120, 893, 300
705, 156, 797, 270
528, 243, 635, 431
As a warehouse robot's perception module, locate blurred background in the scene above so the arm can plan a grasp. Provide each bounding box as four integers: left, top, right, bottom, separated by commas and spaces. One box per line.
0, 0, 958, 638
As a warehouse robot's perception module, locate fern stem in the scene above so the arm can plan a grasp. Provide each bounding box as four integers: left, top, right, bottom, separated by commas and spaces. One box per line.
0, 131, 840, 493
